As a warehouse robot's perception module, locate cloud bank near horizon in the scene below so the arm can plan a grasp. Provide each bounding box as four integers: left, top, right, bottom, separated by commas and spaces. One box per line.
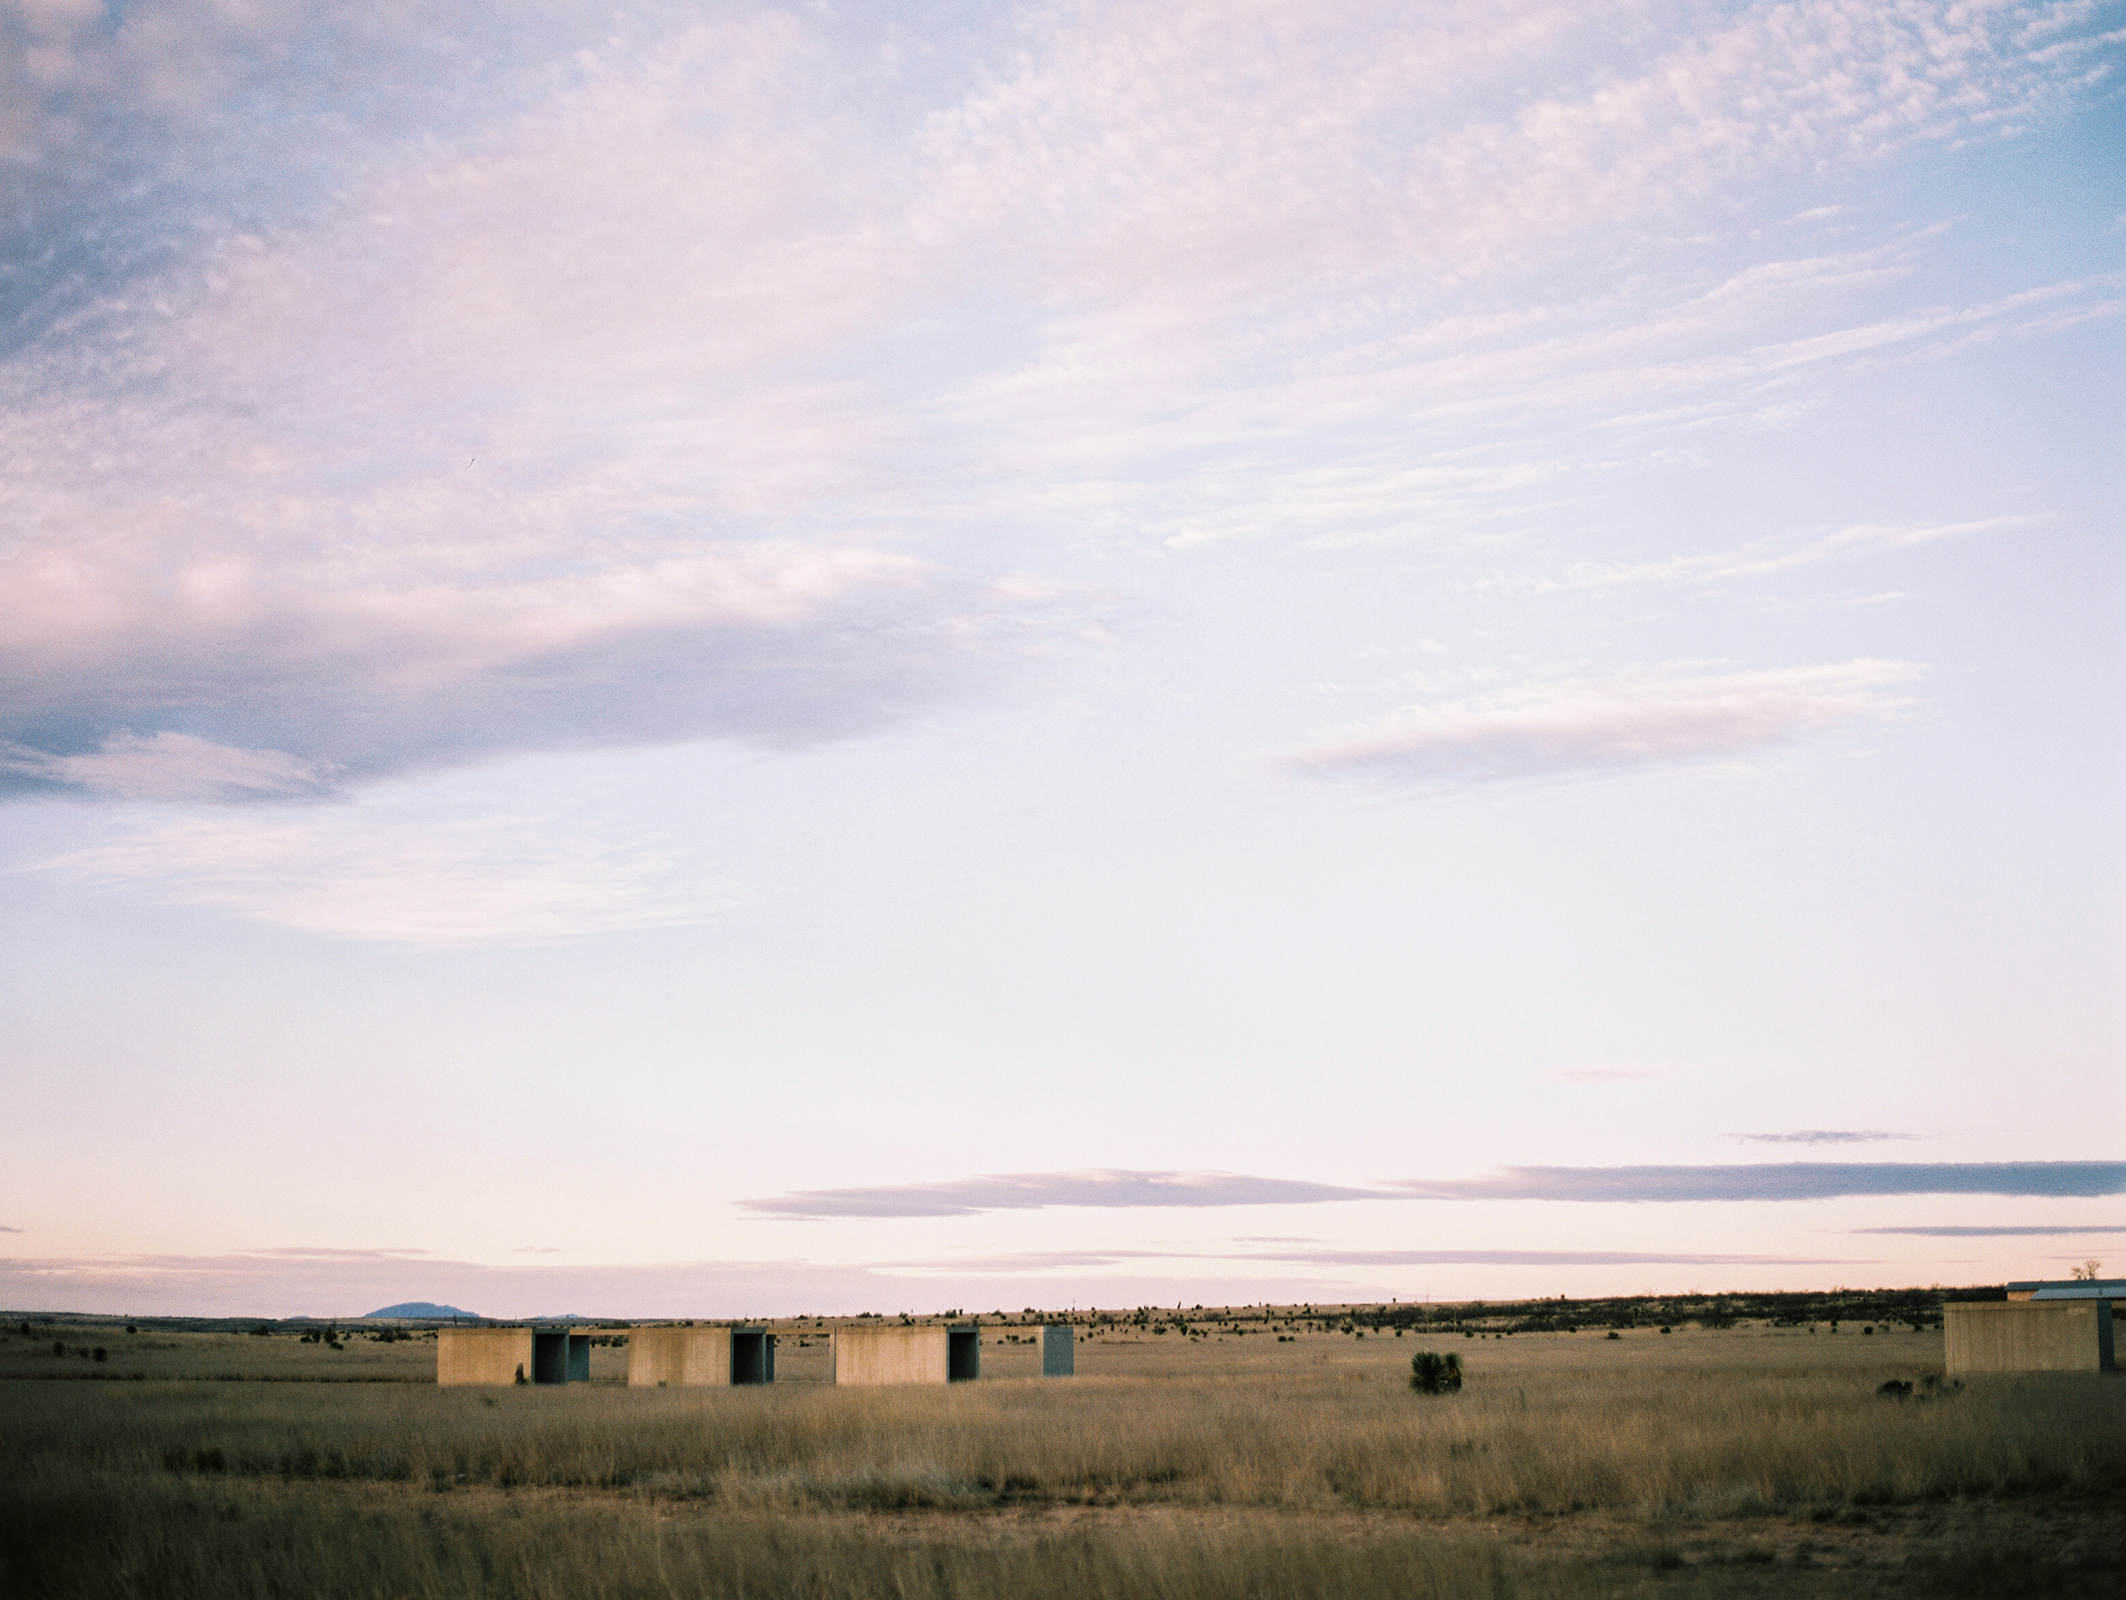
0, 1239, 1864, 1321
1851, 1225, 2126, 1238
743, 1170, 1383, 1220
0, 1245, 1374, 1322
744, 1162, 2124, 1218
891, 1246, 1854, 1275
1388, 1162, 2126, 1204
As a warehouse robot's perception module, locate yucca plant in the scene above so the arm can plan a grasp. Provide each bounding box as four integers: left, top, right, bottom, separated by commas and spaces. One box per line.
1409, 1350, 1463, 1394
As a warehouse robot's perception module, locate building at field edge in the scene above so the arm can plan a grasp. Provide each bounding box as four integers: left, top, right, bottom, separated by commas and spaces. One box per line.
1943, 1299, 2115, 1375
436, 1325, 592, 1386
626, 1324, 775, 1387
832, 1323, 980, 1385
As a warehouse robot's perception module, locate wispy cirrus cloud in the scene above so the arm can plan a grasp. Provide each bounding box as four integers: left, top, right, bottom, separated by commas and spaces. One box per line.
28, 802, 733, 946
1497, 515, 2038, 597
744, 1161, 2124, 1219
1254, 1248, 1851, 1267
742, 1169, 1385, 1220
888, 1246, 1852, 1275
3, 1, 2112, 806
1851, 1225, 2126, 1237
0, 1246, 1359, 1320
1, 734, 341, 804
0, 1247, 902, 1321
1388, 1162, 2126, 1203
1283, 658, 1921, 788
1739, 1130, 1915, 1146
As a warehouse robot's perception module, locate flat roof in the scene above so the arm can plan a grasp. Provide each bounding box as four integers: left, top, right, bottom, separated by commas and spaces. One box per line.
2005, 1280, 2125, 1298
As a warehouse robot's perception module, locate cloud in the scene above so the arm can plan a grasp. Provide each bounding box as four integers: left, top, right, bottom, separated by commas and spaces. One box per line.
0, 1246, 1359, 1321
1851, 1225, 2126, 1237
0, 537, 1056, 802
1389, 1162, 2126, 1203
1505, 515, 2038, 596
2, 2, 2113, 804
1739, 1130, 1914, 1146
1247, 1248, 1851, 1267
0, 1225, 21, 1233
1284, 659, 1922, 788
28, 801, 733, 945
741, 1169, 1385, 1220
880, 1249, 1180, 1275
888, 1246, 1851, 1274
0, 13, 1079, 804
1, 733, 340, 803
744, 1160, 2122, 1219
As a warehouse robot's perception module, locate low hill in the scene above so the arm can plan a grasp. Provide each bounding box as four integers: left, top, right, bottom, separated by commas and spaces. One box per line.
362, 1302, 479, 1320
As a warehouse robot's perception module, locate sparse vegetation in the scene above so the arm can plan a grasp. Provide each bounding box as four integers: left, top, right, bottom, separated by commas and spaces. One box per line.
4, 1301, 2121, 1598
1409, 1350, 1464, 1393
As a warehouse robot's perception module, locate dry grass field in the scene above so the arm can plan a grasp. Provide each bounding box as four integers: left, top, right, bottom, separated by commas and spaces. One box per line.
4, 1307, 2122, 1598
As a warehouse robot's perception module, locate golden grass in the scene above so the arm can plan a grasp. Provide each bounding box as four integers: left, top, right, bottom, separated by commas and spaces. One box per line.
5, 1321, 2122, 1597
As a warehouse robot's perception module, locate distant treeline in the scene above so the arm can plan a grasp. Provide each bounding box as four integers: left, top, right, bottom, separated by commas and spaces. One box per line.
8, 1284, 2000, 1338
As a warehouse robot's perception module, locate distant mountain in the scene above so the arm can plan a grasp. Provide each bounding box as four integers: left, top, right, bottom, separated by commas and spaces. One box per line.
534, 1313, 593, 1322
362, 1302, 479, 1320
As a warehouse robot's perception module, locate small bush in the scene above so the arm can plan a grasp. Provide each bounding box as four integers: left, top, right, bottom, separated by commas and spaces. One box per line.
1410, 1351, 1463, 1394
1878, 1380, 1913, 1400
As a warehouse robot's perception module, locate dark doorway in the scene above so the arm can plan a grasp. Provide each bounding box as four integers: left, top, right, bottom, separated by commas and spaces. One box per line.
947, 1326, 980, 1381
533, 1331, 569, 1384
731, 1328, 774, 1384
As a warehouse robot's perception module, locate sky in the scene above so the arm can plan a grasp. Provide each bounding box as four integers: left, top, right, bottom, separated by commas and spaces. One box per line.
0, 0, 2120, 1320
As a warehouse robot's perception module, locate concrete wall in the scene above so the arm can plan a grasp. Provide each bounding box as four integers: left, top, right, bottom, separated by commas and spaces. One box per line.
1042, 1324, 1074, 1377
438, 1327, 590, 1385
833, 1324, 980, 1385
629, 1325, 731, 1387
1945, 1300, 2115, 1375
628, 1326, 777, 1387
437, 1328, 535, 1386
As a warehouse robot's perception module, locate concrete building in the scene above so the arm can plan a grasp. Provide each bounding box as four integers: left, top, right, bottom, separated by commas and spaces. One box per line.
1944, 1300, 2115, 1375
832, 1323, 980, 1385
437, 1326, 591, 1386
627, 1325, 775, 1387
2005, 1279, 2126, 1301
1042, 1324, 1074, 1377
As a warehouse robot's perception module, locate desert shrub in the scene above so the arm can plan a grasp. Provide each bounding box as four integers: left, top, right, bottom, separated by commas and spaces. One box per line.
1410, 1352, 1463, 1394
